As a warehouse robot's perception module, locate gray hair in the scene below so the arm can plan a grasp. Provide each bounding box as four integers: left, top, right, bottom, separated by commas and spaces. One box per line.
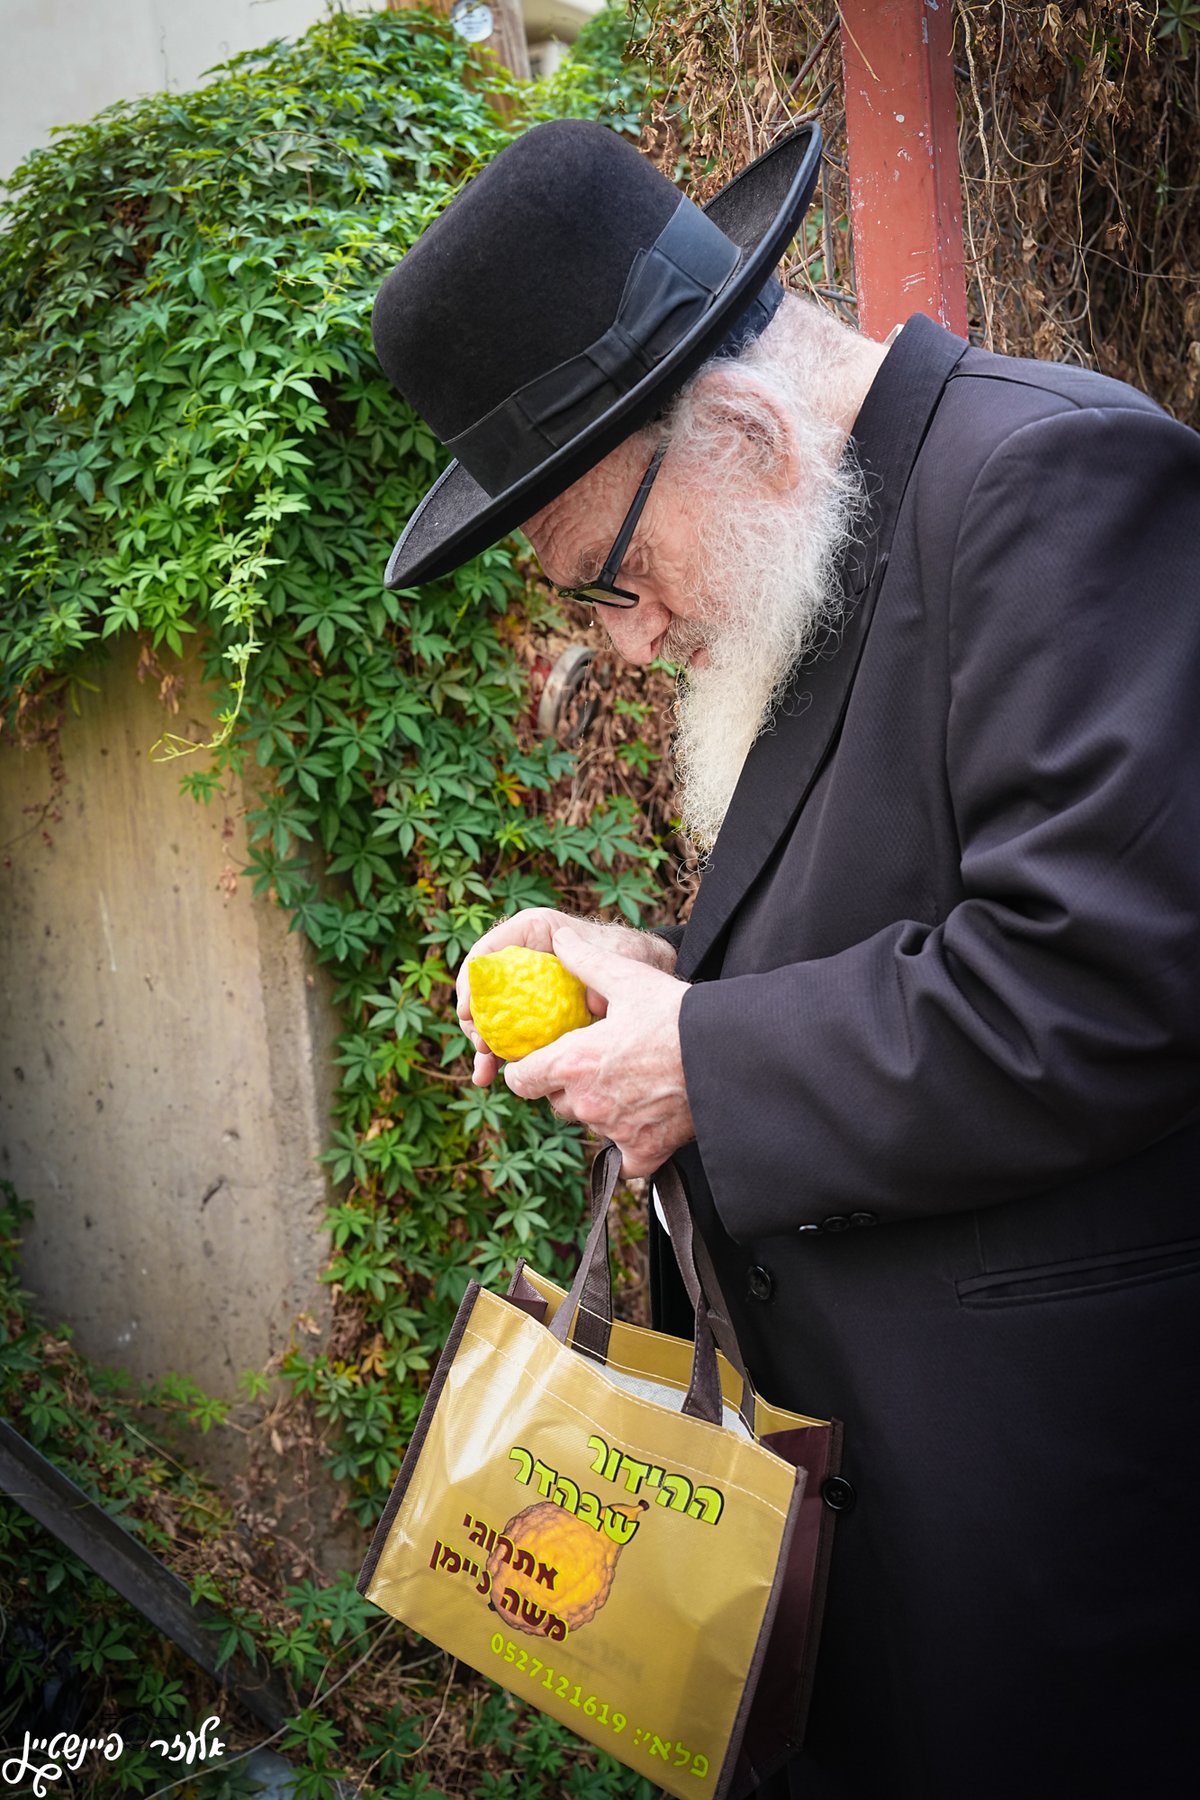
653, 294, 866, 499
655, 297, 872, 851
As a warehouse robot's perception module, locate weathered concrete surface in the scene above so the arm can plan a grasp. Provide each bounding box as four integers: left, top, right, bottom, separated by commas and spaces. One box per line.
0, 641, 337, 1424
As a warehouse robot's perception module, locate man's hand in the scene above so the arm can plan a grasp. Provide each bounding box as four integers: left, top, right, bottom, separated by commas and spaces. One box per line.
457, 907, 678, 1089
501, 923, 694, 1179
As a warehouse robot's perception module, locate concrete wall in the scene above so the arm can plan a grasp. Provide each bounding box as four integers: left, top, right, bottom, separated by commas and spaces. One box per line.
0, 639, 337, 1413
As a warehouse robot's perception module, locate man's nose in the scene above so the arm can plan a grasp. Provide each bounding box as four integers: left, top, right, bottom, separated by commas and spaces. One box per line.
599, 600, 669, 665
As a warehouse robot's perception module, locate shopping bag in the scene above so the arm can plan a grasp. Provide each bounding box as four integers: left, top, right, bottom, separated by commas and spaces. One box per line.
358, 1144, 842, 1800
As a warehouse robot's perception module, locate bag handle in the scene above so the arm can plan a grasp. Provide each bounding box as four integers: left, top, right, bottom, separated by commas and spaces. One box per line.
651, 1162, 754, 1394
652, 1160, 758, 1426
571, 1141, 621, 1361
548, 1142, 747, 1428
546, 1143, 621, 1359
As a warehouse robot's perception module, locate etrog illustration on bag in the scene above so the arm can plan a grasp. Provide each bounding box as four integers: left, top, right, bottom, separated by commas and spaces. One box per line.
358, 1147, 841, 1800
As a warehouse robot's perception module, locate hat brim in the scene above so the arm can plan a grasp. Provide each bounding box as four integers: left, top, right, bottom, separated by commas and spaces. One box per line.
383, 124, 823, 591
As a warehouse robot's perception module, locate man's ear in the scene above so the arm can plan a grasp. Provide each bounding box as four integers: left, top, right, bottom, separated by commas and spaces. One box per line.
680, 364, 802, 494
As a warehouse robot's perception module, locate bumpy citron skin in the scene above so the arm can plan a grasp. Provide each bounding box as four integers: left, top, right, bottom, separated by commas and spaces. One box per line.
468, 946, 593, 1062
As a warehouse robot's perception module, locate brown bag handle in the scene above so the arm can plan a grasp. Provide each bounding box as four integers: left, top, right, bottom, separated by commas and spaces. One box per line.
548, 1142, 745, 1428
575, 1140, 621, 1360
546, 1142, 622, 1359
652, 1159, 757, 1426
652, 1167, 756, 1378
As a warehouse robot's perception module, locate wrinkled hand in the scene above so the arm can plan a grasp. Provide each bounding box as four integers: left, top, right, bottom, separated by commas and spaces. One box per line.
457, 906, 677, 1089
501, 923, 694, 1179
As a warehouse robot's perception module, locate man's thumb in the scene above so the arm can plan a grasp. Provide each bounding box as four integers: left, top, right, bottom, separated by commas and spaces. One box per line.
552, 926, 616, 1014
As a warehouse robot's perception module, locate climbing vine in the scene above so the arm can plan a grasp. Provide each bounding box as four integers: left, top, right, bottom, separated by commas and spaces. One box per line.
0, 5, 675, 1792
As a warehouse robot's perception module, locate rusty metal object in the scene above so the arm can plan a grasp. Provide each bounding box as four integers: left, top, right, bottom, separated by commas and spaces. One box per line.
536, 644, 598, 744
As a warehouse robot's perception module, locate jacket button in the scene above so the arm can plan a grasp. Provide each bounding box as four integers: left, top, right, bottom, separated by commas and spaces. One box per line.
797, 1223, 821, 1234
849, 1212, 878, 1229
821, 1215, 851, 1234
746, 1265, 774, 1302
821, 1476, 857, 1513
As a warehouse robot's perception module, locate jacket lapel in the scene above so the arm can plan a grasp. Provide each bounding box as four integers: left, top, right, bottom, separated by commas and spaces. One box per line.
676, 315, 968, 982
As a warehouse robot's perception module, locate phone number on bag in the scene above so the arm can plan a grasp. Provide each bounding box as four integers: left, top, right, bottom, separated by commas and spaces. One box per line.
489, 1634, 628, 1733
487, 1635, 711, 1780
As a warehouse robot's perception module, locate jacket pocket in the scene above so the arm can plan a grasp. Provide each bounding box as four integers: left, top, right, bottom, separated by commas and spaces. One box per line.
956, 1237, 1200, 1309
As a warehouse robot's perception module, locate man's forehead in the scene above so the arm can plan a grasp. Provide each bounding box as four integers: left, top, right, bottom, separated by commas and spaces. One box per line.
525, 444, 626, 532
522, 497, 607, 588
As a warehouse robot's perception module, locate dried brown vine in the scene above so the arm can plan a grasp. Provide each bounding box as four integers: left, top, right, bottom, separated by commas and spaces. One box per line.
631, 0, 1199, 419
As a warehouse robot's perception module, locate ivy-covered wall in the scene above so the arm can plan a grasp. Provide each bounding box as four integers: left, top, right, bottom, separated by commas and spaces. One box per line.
1, 0, 667, 1480
0, 7, 676, 1791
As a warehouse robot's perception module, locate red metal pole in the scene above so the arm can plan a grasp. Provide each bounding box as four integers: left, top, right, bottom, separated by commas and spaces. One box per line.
839, 0, 968, 342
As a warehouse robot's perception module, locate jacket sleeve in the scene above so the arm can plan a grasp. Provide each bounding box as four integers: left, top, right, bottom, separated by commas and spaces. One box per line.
679, 404, 1200, 1236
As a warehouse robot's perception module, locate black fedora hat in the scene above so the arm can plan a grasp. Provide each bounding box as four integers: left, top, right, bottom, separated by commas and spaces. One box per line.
373, 118, 823, 590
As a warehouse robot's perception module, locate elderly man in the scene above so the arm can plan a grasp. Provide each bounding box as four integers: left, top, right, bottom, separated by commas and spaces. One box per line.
371, 120, 1200, 1798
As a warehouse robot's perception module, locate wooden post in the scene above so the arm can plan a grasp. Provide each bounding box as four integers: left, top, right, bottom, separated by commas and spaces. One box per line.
481, 0, 532, 82
388, 0, 531, 82
839, 0, 968, 342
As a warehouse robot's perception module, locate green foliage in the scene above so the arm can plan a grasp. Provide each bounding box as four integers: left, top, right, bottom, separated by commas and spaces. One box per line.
527, 3, 658, 133
0, 6, 672, 1795
0, 2, 667, 1528
1156, 0, 1200, 55
0, 1179, 652, 1796
0, 6, 511, 734
0, 1180, 228, 1770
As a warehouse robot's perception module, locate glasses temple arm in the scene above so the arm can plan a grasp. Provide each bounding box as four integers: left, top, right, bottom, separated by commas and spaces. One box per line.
597, 441, 669, 587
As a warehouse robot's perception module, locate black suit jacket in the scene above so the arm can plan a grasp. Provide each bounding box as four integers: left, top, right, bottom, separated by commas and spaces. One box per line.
655, 316, 1200, 1798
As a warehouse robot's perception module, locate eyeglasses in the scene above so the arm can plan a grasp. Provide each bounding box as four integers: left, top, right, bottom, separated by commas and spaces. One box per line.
555, 442, 667, 609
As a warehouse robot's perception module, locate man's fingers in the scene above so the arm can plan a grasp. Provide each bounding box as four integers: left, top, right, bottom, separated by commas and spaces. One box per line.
459, 911, 628, 1082
503, 1047, 554, 1099
551, 924, 636, 1007
457, 907, 579, 1035
458, 1004, 482, 1047
544, 1089, 580, 1124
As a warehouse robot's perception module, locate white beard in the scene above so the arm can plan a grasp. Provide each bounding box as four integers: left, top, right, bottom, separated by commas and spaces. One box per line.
666, 448, 866, 854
